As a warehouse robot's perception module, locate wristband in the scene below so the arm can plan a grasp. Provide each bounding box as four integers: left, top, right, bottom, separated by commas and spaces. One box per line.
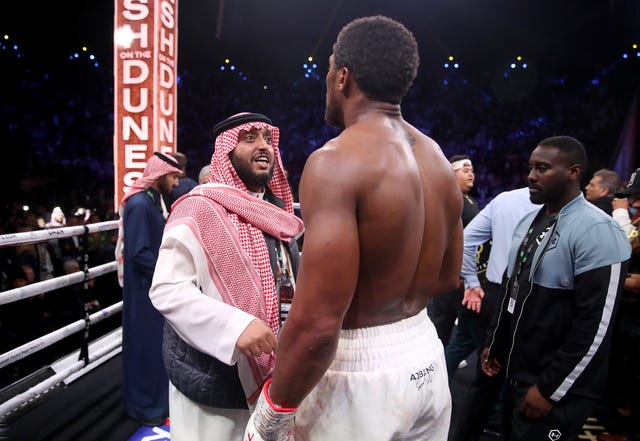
244, 378, 297, 441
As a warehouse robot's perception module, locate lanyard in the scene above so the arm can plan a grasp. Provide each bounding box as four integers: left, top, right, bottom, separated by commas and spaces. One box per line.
275, 242, 295, 326
508, 215, 557, 313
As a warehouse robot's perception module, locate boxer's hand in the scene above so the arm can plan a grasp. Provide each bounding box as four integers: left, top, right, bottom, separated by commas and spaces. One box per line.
237, 319, 277, 358
244, 379, 296, 441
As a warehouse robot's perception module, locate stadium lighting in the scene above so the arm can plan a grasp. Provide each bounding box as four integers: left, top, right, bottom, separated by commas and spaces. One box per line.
114, 25, 135, 48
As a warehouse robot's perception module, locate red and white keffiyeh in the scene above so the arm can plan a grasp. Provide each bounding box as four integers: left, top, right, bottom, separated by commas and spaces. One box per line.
115, 153, 182, 287
167, 184, 303, 404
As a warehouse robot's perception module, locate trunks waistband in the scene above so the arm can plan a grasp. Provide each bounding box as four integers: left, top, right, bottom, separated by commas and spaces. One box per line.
331, 309, 439, 371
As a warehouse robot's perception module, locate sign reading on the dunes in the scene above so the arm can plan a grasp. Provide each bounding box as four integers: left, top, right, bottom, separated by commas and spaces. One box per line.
113, 0, 178, 208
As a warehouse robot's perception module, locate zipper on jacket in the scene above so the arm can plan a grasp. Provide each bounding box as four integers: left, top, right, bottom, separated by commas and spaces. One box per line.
504, 216, 560, 378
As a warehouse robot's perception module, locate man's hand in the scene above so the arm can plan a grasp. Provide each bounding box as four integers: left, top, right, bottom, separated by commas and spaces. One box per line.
612, 197, 629, 211
236, 319, 277, 358
462, 286, 484, 313
625, 273, 640, 294
519, 384, 553, 420
480, 347, 501, 377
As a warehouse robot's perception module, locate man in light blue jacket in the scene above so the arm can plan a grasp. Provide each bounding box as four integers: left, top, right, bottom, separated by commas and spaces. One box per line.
483, 136, 631, 441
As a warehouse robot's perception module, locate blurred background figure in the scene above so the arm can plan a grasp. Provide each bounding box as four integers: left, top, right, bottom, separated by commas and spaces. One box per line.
428, 154, 481, 348
116, 152, 181, 427
600, 168, 640, 441
165, 151, 198, 208
198, 164, 211, 185
45, 206, 66, 228
585, 168, 621, 216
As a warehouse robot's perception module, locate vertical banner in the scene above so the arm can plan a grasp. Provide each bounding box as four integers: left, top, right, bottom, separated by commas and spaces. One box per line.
113, 0, 178, 209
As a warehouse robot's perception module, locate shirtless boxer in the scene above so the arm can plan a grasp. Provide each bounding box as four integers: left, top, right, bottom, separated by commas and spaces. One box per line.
245, 15, 463, 441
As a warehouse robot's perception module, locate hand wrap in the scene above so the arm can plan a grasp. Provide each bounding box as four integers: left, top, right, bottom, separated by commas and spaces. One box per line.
244, 378, 297, 441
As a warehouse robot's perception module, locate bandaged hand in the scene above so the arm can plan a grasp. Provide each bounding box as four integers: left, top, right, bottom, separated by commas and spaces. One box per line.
245, 379, 297, 441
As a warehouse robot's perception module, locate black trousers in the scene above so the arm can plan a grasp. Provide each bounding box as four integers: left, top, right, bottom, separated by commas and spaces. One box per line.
602, 299, 640, 437
428, 287, 463, 347
504, 380, 596, 441
447, 281, 505, 441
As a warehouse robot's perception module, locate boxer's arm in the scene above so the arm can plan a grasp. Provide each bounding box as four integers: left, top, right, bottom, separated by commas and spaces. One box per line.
269, 144, 360, 408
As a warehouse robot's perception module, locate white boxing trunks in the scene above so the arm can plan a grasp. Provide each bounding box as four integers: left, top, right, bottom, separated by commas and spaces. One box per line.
294, 308, 451, 441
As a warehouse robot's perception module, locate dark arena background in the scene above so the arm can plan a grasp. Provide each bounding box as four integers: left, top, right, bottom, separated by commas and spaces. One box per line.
0, 1, 639, 440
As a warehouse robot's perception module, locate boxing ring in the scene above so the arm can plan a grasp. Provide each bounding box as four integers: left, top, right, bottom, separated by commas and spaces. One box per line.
0, 201, 616, 441
0, 220, 123, 422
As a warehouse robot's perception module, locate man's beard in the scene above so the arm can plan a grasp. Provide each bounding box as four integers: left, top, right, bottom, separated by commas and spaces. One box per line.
231, 155, 274, 190
158, 176, 175, 195
324, 94, 344, 129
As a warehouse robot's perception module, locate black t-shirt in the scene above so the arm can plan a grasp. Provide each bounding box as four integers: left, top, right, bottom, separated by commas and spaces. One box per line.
462, 193, 480, 227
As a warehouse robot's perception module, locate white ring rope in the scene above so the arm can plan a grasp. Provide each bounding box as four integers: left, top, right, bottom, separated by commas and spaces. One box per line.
0, 302, 122, 369
0, 261, 117, 305
0, 220, 119, 248
0, 220, 123, 419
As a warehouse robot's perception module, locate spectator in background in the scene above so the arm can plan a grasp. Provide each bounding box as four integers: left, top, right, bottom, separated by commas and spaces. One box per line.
165, 151, 198, 208
115, 152, 182, 427
428, 155, 480, 347
585, 168, 620, 215
599, 167, 640, 441
58, 208, 90, 265
612, 168, 640, 237
45, 206, 66, 228
47, 258, 86, 329
198, 164, 211, 184
20, 213, 56, 282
